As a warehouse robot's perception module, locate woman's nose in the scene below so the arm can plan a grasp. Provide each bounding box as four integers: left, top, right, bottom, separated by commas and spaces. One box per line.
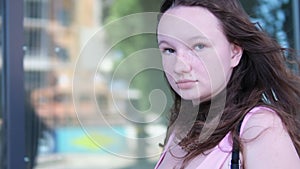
174, 55, 192, 74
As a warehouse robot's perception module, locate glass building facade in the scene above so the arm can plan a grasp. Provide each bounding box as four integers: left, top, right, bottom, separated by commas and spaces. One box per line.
0, 0, 299, 169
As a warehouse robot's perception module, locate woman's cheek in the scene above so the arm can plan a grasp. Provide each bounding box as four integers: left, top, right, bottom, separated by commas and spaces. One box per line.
165, 73, 176, 86
162, 58, 175, 76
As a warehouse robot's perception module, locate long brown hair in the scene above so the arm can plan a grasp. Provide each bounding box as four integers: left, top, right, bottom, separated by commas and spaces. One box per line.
158, 0, 300, 168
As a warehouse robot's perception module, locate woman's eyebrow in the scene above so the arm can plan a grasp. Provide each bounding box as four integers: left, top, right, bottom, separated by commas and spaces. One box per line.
187, 35, 209, 42
158, 40, 170, 46
157, 36, 210, 47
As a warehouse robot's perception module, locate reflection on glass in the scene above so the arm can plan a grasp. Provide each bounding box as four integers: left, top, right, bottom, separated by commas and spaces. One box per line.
242, 0, 295, 47
23, 0, 295, 169
24, 1, 165, 169
240, 0, 297, 71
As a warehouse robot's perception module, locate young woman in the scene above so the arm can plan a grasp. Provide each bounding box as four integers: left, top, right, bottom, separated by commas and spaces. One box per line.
155, 0, 300, 168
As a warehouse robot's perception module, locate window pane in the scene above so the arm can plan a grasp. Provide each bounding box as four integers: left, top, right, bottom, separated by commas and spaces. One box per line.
23, 1, 298, 169
240, 0, 298, 71
241, 0, 294, 48
24, 1, 166, 169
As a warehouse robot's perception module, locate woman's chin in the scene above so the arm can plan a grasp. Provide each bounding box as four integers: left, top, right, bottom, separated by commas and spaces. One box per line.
178, 94, 211, 106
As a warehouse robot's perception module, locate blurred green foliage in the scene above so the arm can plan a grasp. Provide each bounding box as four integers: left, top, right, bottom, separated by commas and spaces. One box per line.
104, 0, 172, 114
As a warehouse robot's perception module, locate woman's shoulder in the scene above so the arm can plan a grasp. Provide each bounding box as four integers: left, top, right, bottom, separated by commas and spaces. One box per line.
240, 106, 283, 138
240, 106, 300, 168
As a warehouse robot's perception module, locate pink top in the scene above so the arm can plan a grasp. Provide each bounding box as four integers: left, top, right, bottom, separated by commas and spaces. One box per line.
154, 106, 275, 169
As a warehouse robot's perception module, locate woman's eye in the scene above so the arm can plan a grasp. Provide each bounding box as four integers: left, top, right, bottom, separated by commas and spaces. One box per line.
162, 48, 176, 55
194, 44, 205, 51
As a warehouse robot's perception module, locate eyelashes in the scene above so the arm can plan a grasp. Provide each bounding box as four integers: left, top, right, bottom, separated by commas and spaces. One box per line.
193, 44, 205, 51
160, 43, 206, 56
161, 48, 176, 55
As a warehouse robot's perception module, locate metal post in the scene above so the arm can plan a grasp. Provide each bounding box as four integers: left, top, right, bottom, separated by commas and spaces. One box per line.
2, 0, 26, 169
293, 0, 300, 52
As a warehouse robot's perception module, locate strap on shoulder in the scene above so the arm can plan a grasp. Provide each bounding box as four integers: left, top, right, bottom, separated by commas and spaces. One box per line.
230, 119, 244, 169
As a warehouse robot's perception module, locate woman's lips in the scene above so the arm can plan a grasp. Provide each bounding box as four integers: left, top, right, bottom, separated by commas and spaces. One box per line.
176, 79, 198, 89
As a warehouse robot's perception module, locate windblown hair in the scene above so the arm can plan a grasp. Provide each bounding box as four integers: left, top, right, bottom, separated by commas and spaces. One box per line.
159, 0, 300, 168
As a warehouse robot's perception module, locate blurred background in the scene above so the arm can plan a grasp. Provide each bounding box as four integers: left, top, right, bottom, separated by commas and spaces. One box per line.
0, 0, 299, 169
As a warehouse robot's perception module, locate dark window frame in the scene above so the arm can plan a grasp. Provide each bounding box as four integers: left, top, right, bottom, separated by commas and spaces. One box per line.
1, 0, 26, 169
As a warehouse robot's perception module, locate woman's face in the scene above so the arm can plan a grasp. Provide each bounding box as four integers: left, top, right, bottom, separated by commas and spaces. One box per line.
157, 6, 242, 103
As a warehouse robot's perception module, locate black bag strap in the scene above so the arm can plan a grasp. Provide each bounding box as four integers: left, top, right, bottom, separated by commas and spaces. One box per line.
231, 92, 276, 169
230, 119, 243, 169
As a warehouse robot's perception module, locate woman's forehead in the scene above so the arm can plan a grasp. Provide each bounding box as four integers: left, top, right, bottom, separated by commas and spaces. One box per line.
157, 6, 222, 39
157, 6, 223, 41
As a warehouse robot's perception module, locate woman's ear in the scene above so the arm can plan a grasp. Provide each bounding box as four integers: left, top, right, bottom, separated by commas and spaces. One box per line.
230, 44, 243, 67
